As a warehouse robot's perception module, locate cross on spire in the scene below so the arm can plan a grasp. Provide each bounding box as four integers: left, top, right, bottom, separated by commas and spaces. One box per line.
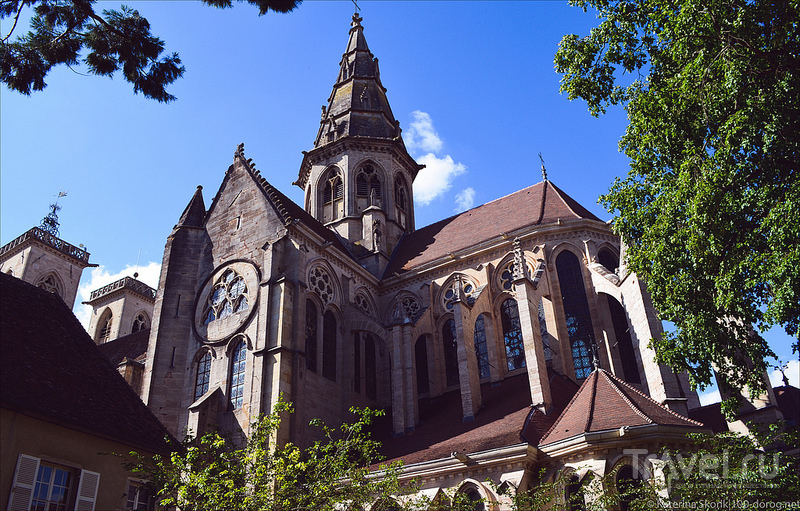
351, 0, 360, 13
539, 153, 548, 182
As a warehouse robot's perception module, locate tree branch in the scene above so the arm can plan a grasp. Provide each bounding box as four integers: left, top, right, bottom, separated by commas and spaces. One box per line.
2, 0, 28, 43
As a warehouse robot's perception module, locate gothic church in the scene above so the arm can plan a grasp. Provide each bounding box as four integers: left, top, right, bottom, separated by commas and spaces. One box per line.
5, 12, 789, 509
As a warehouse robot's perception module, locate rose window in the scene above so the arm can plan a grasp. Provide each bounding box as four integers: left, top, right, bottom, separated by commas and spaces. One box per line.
204, 269, 249, 324
442, 277, 476, 310
392, 296, 420, 322
355, 293, 372, 316
308, 266, 335, 304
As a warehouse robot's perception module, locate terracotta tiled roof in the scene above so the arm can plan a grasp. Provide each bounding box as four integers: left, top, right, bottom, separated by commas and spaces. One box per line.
0, 273, 173, 453
373, 370, 579, 466
97, 328, 150, 366
385, 181, 603, 276
539, 369, 703, 446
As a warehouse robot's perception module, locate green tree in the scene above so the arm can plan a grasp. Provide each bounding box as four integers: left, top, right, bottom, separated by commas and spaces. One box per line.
554, 0, 799, 410
124, 401, 410, 511
1, 0, 301, 102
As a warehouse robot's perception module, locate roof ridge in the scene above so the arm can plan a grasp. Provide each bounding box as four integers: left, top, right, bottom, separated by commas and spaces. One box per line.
598, 369, 653, 425
538, 370, 593, 443
234, 143, 294, 226
601, 369, 703, 426
584, 370, 599, 433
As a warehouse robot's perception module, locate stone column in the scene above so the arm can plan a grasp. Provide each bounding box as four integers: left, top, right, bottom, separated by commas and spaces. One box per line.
453, 294, 482, 421
390, 325, 406, 435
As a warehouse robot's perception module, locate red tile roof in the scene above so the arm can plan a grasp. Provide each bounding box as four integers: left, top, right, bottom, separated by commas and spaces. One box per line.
539, 369, 703, 446
373, 370, 579, 466
0, 273, 173, 453
385, 181, 602, 276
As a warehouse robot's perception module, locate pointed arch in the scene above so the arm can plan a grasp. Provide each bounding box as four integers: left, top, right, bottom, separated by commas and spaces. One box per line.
442, 316, 459, 387
228, 338, 247, 409
35, 272, 64, 299
500, 297, 526, 371
96, 307, 114, 344
320, 166, 344, 223
131, 310, 151, 333
355, 161, 384, 211
554, 248, 597, 380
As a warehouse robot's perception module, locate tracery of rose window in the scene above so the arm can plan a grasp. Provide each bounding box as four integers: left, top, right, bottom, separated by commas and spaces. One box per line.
204, 269, 249, 324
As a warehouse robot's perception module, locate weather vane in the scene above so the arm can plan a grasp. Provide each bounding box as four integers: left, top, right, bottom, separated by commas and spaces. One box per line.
538, 153, 548, 182
39, 189, 67, 237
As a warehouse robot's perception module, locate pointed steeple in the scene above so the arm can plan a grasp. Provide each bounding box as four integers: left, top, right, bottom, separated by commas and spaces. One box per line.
176, 186, 206, 229
312, 12, 401, 149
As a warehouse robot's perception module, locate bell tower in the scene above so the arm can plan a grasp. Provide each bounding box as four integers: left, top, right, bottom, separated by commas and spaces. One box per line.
295, 13, 423, 277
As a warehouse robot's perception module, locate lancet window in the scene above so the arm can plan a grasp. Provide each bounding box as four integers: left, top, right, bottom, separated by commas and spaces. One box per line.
356, 164, 382, 207
194, 351, 212, 401
321, 167, 344, 223
474, 314, 491, 379
442, 319, 459, 387
229, 340, 246, 409
556, 250, 597, 379
501, 298, 526, 371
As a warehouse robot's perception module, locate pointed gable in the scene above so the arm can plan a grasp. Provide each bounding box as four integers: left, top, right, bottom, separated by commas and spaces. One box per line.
385, 180, 603, 276
176, 185, 206, 229
539, 369, 703, 447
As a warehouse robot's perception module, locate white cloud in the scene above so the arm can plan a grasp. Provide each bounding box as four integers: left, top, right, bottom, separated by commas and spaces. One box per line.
769, 359, 800, 388
74, 262, 161, 329
403, 110, 468, 207
405, 110, 443, 154
454, 187, 476, 212
698, 388, 721, 406
413, 153, 467, 206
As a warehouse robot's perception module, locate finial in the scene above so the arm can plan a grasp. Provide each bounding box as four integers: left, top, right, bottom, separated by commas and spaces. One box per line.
39, 190, 67, 237
538, 153, 548, 182
775, 362, 790, 387
591, 343, 601, 371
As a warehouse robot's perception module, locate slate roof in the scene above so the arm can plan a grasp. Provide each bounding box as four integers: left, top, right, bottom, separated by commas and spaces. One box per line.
0, 273, 173, 453
539, 369, 703, 446
97, 328, 150, 366
385, 180, 603, 276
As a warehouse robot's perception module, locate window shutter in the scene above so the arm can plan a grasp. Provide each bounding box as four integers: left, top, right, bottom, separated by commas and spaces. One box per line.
7, 454, 40, 511
75, 469, 101, 511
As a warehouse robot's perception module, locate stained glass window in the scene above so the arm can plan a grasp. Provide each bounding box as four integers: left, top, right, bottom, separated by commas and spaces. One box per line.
229, 341, 246, 409
204, 269, 248, 325
194, 351, 212, 401
556, 250, 597, 379
473, 315, 491, 379
501, 299, 526, 371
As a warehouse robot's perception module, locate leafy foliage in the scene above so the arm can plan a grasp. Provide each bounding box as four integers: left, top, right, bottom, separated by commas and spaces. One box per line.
124, 401, 409, 511
555, 0, 799, 407
1, 0, 302, 101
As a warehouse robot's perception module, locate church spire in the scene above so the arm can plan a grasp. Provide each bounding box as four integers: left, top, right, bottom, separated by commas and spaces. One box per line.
310, 12, 401, 150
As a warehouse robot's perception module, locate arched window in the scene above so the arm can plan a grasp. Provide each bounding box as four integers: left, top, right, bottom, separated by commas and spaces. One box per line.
194, 351, 212, 401
352, 331, 377, 399
415, 336, 430, 395
501, 299, 526, 371
442, 319, 459, 387
394, 176, 409, 229
131, 312, 150, 333
356, 164, 382, 206
538, 299, 553, 366
474, 315, 491, 379
364, 333, 376, 399
229, 341, 246, 409
565, 474, 586, 511
597, 247, 620, 274
459, 484, 485, 511
556, 251, 597, 379
305, 300, 318, 372
322, 311, 337, 381
616, 465, 644, 511
606, 295, 641, 383
97, 309, 113, 343
203, 268, 248, 325
37, 273, 62, 298
321, 167, 344, 223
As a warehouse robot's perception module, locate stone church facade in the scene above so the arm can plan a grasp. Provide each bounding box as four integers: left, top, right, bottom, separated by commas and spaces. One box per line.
134, 13, 721, 506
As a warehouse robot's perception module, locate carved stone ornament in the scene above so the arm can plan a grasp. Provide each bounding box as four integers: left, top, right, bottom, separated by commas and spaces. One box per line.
193, 261, 260, 344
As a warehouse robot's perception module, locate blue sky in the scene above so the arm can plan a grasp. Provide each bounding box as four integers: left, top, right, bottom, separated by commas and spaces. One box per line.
1, 1, 796, 396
